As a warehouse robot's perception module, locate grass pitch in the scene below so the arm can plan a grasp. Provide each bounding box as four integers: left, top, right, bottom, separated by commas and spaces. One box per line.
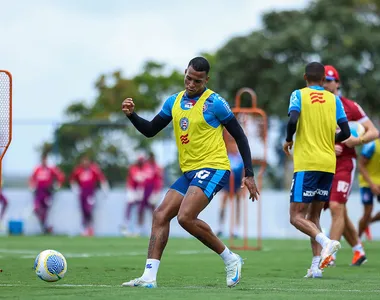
0, 236, 379, 299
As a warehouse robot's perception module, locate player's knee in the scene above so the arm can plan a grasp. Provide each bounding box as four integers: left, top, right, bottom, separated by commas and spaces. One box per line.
290, 214, 301, 227
177, 212, 192, 229
329, 202, 344, 217
152, 208, 169, 226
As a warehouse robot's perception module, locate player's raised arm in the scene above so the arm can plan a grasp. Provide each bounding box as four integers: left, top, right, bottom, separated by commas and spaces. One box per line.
122, 97, 172, 138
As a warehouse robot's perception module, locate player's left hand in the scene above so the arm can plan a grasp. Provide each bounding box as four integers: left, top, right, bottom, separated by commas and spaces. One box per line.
241, 177, 260, 201
283, 141, 293, 156
342, 136, 361, 148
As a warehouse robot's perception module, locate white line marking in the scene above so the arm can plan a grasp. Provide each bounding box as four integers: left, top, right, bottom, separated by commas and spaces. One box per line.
0, 284, 379, 293
0, 248, 212, 259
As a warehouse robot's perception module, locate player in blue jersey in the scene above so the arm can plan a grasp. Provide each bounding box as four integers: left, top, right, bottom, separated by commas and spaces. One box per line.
358, 137, 380, 239
284, 62, 350, 278
121, 57, 259, 288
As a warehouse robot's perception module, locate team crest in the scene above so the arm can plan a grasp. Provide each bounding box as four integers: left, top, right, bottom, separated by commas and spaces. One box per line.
203, 102, 208, 112
180, 117, 189, 131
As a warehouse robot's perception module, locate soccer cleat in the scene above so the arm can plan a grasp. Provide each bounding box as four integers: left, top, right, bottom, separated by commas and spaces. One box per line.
327, 257, 336, 267
350, 251, 367, 266
364, 226, 372, 241
225, 254, 243, 288
121, 277, 157, 288
319, 240, 341, 269
304, 268, 323, 278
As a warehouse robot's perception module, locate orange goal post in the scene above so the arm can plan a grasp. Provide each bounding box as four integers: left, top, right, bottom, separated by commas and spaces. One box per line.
229, 87, 268, 251
0, 71, 13, 189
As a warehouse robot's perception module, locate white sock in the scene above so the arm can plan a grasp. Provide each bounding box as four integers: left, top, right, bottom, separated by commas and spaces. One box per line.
219, 246, 237, 265
315, 232, 330, 248
311, 256, 321, 269
141, 259, 160, 281
352, 243, 365, 255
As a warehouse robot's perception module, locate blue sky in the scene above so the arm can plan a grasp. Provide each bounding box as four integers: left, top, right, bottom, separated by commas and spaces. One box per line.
1, 0, 310, 175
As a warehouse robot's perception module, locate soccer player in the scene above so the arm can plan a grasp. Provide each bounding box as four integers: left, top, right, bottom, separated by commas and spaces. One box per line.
121, 156, 147, 236
323, 65, 379, 266
142, 152, 163, 215
357, 136, 380, 239
121, 57, 259, 288
217, 130, 244, 238
29, 155, 65, 234
283, 62, 350, 278
70, 155, 109, 236
124, 153, 163, 236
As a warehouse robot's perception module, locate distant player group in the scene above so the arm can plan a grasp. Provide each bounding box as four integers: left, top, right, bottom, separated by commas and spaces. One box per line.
0, 152, 163, 237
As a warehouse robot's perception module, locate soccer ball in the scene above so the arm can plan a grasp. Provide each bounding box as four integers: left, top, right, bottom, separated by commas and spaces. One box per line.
33, 250, 67, 282
348, 121, 365, 138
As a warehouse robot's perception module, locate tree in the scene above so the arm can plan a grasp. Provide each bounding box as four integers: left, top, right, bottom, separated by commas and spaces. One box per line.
46, 62, 183, 186
213, 0, 380, 117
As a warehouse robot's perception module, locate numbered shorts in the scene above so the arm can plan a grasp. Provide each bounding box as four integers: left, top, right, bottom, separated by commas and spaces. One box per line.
171, 168, 230, 201
360, 187, 380, 205
290, 171, 334, 203
329, 158, 356, 204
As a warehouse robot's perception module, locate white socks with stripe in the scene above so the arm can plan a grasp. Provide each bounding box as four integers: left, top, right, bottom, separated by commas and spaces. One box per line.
141, 259, 160, 282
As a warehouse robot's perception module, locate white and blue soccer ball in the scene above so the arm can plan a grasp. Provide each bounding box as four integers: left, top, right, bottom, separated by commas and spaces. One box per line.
33, 250, 67, 282
348, 121, 365, 138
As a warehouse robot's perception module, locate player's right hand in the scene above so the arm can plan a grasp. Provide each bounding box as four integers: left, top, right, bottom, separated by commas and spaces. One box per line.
283, 141, 293, 156
122, 98, 135, 116
241, 177, 260, 201
370, 184, 380, 196
335, 144, 343, 156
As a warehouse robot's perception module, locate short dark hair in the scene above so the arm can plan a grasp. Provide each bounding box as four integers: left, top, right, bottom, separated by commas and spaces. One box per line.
305, 62, 325, 82
188, 57, 210, 74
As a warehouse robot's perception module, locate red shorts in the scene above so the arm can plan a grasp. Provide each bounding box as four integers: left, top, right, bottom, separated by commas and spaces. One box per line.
329, 158, 356, 205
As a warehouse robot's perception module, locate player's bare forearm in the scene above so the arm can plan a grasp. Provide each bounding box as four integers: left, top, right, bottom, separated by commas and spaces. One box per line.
361, 119, 379, 144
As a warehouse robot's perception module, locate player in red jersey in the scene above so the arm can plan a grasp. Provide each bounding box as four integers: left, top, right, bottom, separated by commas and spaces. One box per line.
70, 155, 109, 236
140, 152, 164, 233
0, 182, 9, 230
122, 156, 146, 236
29, 155, 65, 234
144, 152, 163, 211
323, 65, 379, 266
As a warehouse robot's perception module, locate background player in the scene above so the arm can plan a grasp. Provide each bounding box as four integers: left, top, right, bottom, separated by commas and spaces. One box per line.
217, 130, 244, 238
357, 136, 380, 239
29, 155, 65, 234
283, 62, 350, 278
0, 181, 8, 231
121, 57, 259, 288
70, 155, 109, 236
140, 152, 164, 231
121, 155, 146, 236
323, 65, 379, 266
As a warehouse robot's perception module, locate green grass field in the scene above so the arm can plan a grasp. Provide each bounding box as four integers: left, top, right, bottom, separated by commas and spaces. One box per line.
0, 236, 379, 299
